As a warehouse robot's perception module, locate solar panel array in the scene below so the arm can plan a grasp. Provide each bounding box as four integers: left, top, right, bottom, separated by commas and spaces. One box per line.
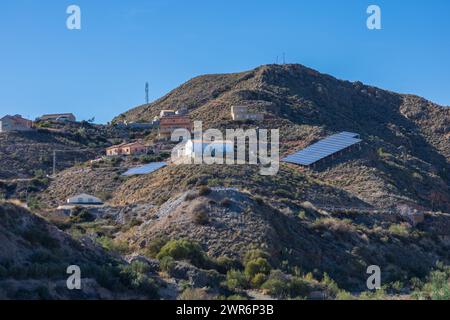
122, 162, 167, 176
282, 132, 362, 166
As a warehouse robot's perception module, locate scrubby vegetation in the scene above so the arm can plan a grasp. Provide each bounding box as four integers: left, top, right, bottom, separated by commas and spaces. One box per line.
1, 64, 449, 300
156, 239, 211, 269
412, 263, 450, 300
0, 202, 161, 299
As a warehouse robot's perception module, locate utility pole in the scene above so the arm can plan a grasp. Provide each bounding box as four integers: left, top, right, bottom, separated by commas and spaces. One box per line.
282, 52, 286, 65
145, 82, 149, 104
53, 150, 56, 176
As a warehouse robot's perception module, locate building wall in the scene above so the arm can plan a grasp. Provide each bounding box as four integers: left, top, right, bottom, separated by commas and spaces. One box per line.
67, 195, 102, 204
39, 114, 76, 122
159, 115, 192, 138
106, 143, 147, 156
0, 116, 33, 133
127, 144, 147, 155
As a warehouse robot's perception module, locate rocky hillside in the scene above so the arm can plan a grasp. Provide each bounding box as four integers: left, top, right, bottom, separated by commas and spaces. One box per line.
0, 120, 145, 180
0, 128, 106, 179
116, 64, 449, 211
0, 202, 167, 299
8, 64, 448, 299
117, 187, 450, 291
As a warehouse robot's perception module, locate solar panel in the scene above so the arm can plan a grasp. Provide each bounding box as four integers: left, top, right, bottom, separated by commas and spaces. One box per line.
282, 132, 362, 166
122, 162, 167, 176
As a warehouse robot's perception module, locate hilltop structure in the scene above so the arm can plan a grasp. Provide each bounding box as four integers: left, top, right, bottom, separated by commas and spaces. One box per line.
158, 109, 192, 139
0, 115, 33, 133
37, 113, 76, 122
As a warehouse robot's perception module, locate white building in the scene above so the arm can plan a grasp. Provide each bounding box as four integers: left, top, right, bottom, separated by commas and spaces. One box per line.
66, 193, 103, 206
179, 139, 234, 160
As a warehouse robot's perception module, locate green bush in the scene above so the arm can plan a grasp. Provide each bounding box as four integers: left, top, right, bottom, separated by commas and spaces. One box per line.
156, 239, 208, 268
412, 265, 450, 300
243, 249, 270, 265
120, 262, 159, 299
129, 260, 151, 275
261, 276, 290, 298
225, 270, 249, 291
160, 256, 176, 273
145, 237, 169, 258
215, 256, 241, 274
244, 258, 271, 279
289, 277, 312, 298
70, 208, 96, 223
321, 273, 340, 298
388, 223, 410, 237
27, 196, 42, 211
251, 273, 267, 288
97, 236, 130, 254
261, 270, 311, 299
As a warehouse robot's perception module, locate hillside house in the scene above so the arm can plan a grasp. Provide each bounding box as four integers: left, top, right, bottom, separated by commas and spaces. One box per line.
37, 113, 76, 122
179, 139, 234, 160
159, 112, 192, 139
231, 106, 264, 121
106, 141, 148, 156
66, 193, 103, 206
0, 115, 33, 133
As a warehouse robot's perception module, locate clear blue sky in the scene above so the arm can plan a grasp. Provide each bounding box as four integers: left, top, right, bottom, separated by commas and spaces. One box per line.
1, 0, 449, 123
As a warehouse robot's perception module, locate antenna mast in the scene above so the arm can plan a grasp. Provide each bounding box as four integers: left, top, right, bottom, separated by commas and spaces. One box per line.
145, 82, 149, 104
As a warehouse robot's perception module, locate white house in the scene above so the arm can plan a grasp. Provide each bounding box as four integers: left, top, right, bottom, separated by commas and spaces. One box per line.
183, 139, 234, 159
66, 193, 103, 206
